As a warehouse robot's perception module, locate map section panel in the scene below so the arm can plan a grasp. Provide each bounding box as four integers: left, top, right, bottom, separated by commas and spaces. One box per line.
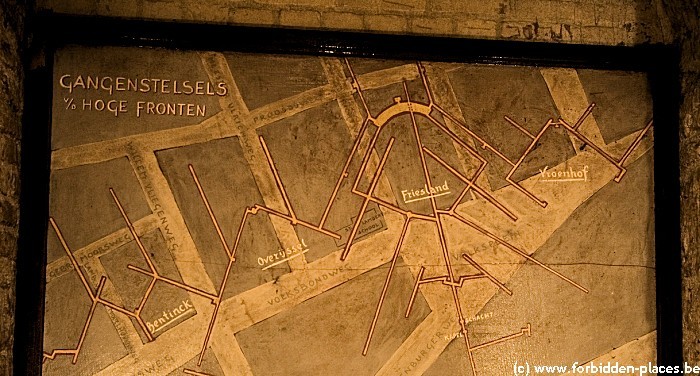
43, 46, 656, 376
156, 136, 289, 299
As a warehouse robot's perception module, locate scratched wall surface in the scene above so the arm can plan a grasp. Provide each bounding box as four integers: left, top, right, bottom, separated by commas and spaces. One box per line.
36, 0, 672, 46
0, 1, 23, 376
43, 45, 656, 375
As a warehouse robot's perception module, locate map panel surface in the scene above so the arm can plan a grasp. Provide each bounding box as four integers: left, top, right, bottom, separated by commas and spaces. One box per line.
44, 46, 656, 376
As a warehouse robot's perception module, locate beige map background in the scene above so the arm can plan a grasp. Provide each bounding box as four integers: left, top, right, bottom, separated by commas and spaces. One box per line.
43, 46, 655, 376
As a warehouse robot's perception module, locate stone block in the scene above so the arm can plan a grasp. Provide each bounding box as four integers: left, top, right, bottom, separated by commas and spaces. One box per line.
183, 3, 230, 23
364, 14, 408, 32
575, 2, 596, 27
0, 163, 18, 199
0, 139, 14, 165
336, 0, 381, 13
230, 7, 279, 26
411, 16, 454, 35
426, 0, 502, 16
142, 1, 184, 20
280, 10, 322, 28
322, 12, 365, 30
0, 198, 17, 228
455, 18, 497, 38
255, 0, 333, 6
380, 0, 427, 13
96, 0, 144, 18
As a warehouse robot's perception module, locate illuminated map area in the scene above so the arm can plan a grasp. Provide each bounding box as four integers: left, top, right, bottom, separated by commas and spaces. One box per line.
44, 46, 656, 376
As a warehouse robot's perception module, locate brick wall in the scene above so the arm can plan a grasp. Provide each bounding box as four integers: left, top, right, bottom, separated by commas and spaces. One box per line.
37, 0, 672, 46
0, 1, 24, 375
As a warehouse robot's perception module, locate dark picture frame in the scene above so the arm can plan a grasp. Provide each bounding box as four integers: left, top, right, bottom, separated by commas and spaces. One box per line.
16, 12, 681, 375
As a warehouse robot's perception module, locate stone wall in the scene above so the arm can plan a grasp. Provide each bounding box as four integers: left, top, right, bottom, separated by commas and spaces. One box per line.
662, 0, 700, 363
37, 0, 672, 46
0, 1, 24, 375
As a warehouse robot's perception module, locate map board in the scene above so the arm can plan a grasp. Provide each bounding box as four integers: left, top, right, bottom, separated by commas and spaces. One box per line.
42, 44, 656, 376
